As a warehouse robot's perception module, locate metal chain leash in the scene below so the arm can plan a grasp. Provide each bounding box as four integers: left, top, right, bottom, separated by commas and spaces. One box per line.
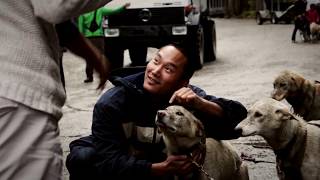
189, 153, 215, 180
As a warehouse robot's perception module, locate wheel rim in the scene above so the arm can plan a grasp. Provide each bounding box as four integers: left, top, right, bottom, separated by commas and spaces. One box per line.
256, 15, 261, 24
271, 14, 276, 24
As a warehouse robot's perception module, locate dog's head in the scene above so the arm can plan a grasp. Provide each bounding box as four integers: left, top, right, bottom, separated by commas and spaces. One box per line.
235, 98, 295, 139
155, 105, 205, 153
271, 70, 305, 100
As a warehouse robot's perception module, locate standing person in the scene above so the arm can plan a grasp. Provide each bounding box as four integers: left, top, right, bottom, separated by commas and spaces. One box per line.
0, 0, 112, 179
306, 3, 320, 39
291, 0, 309, 42
66, 43, 247, 180
78, 3, 130, 83
56, 20, 112, 89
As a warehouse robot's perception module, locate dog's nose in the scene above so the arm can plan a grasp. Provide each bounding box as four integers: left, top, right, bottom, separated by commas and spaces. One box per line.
157, 111, 166, 118
234, 127, 243, 136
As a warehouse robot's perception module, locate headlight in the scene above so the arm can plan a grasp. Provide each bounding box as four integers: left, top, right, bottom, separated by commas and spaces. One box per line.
172, 26, 187, 35
104, 28, 120, 37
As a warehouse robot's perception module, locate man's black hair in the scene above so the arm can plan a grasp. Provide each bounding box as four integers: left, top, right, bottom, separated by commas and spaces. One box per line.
167, 42, 197, 80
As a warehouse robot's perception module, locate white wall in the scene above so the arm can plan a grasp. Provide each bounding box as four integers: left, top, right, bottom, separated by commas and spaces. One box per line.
307, 0, 320, 10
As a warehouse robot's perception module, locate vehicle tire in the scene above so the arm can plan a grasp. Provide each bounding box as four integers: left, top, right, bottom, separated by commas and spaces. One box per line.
203, 18, 216, 62
128, 47, 148, 66
271, 13, 278, 24
194, 25, 205, 70
104, 43, 124, 70
256, 13, 264, 25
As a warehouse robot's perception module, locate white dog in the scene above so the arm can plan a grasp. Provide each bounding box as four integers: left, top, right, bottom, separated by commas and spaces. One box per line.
235, 98, 320, 180
156, 105, 249, 180
310, 22, 320, 41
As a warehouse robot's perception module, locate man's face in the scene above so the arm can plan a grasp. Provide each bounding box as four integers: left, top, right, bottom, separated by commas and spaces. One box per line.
143, 45, 189, 96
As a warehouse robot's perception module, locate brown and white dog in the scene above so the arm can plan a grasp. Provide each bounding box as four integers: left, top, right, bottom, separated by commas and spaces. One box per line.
156, 105, 249, 180
271, 70, 320, 121
235, 98, 320, 180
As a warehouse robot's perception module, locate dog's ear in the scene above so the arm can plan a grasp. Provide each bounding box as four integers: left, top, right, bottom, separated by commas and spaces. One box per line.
275, 108, 293, 121
195, 120, 205, 137
291, 74, 305, 90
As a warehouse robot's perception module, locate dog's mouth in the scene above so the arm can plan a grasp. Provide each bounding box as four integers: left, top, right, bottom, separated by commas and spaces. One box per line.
271, 90, 286, 101
155, 120, 176, 133
241, 129, 257, 137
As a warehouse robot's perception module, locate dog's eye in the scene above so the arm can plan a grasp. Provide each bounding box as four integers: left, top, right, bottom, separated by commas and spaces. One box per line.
254, 111, 263, 118
279, 83, 286, 87
176, 111, 184, 116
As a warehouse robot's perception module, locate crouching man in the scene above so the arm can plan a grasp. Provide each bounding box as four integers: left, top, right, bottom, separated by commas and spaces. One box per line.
66, 43, 247, 180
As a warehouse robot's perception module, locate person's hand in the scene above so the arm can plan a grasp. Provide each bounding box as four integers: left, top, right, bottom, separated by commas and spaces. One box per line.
94, 54, 111, 90
169, 87, 203, 108
151, 155, 194, 176
123, 2, 131, 9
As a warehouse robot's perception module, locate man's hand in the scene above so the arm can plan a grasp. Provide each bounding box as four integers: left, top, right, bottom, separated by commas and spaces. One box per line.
169, 87, 202, 108
151, 155, 194, 176
169, 87, 224, 117
123, 2, 131, 9
95, 54, 111, 90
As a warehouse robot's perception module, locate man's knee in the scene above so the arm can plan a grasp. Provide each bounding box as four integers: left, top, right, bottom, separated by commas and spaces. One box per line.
66, 146, 98, 180
66, 146, 96, 168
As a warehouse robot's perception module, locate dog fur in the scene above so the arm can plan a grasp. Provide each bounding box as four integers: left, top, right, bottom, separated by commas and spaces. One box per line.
310, 22, 320, 41
156, 105, 249, 180
271, 70, 320, 121
235, 98, 320, 180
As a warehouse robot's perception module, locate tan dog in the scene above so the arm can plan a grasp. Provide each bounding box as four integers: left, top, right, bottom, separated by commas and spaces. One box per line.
156, 105, 249, 180
271, 70, 320, 121
235, 98, 320, 180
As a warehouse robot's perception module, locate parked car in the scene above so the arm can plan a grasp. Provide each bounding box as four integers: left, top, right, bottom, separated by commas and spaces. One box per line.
103, 0, 221, 70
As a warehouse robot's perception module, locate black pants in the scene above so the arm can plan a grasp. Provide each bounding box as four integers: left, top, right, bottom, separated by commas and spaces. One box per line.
66, 136, 100, 180
291, 16, 310, 41
85, 37, 105, 79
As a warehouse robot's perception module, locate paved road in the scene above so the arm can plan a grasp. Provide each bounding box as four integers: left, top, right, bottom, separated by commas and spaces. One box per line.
60, 18, 320, 179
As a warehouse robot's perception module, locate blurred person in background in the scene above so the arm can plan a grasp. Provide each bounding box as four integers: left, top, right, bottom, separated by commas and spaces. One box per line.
78, 3, 130, 83
0, 0, 113, 179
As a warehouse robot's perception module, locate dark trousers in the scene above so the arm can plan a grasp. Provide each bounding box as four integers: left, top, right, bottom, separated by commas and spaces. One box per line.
66, 136, 100, 180
85, 37, 105, 79
291, 16, 310, 41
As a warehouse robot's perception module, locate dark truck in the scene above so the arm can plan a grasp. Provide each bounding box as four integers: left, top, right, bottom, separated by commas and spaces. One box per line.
103, 0, 224, 70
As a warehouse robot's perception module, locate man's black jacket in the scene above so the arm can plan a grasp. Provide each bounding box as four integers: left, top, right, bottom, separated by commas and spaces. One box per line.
69, 71, 247, 179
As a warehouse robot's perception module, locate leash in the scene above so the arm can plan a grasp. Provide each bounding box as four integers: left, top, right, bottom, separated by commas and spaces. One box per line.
189, 153, 215, 180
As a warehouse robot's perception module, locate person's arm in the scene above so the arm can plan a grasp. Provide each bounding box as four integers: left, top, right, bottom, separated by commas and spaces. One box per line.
92, 88, 195, 178
77, 16, 84, 34
30, 0, 112, 24
56, 20, 110, 90
169, 86, 247, 140
100, 3, 130, 16
91, 88, 154, 178
169, 86, 224, 117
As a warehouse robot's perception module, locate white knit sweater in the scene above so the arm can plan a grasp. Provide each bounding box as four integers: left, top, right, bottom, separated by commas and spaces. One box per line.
0, 0, 111, 119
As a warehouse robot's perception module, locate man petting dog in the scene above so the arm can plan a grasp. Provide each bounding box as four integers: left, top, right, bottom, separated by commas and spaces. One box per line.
66, 43, 247, 180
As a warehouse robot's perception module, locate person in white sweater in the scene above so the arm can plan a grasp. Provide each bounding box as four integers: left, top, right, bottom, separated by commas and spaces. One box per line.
0, 0, 112, 179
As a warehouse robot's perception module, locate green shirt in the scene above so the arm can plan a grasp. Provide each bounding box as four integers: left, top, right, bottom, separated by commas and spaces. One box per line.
78, 6, 125, 37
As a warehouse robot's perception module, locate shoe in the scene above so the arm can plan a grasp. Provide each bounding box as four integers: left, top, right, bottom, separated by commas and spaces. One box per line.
291, 40, 296, 43
84, 77, 93, 83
